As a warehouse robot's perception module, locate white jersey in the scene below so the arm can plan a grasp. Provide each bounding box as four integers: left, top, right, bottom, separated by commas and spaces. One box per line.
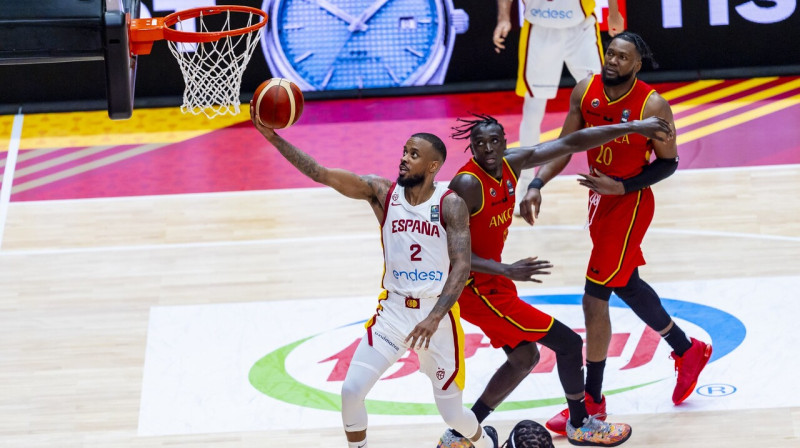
381, 182, 453, 300
523, 0, 594, 29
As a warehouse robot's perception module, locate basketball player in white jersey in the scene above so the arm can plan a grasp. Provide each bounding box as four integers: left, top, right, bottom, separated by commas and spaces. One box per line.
250, 106, 500, 448
493, 0, 624, 211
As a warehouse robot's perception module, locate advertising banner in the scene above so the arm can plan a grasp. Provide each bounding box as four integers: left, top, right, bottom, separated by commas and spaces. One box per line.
0, 0, 797, 107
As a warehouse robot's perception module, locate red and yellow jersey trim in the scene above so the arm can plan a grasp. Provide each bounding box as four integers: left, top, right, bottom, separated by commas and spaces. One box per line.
466, 278, 554, 333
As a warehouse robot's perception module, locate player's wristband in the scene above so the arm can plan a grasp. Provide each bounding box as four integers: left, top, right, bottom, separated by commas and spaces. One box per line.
528, 178, 544, 190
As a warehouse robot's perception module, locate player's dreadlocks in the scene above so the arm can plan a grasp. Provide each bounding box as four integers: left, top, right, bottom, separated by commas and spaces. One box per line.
450, 113, 505, 152
610, 31, 659, 69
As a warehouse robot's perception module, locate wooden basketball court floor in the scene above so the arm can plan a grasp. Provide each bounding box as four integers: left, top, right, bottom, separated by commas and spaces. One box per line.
1, 77, 799, 447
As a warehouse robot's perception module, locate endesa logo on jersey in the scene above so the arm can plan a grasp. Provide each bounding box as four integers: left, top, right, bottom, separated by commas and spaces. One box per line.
528, 7, 574, 20
248, 293, 745, 415
392, 268, 444, 282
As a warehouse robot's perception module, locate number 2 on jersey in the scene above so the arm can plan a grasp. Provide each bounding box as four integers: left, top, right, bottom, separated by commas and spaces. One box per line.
410, 243, 422, 261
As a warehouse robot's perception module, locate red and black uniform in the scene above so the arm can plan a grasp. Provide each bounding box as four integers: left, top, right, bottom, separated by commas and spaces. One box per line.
580, 74, 657, 288
455, 157, 554, 349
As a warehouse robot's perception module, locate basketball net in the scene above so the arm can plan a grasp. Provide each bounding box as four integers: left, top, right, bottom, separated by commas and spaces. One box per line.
166, 10, 263, 118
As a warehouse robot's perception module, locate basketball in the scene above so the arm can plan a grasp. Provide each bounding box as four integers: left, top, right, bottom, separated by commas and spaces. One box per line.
252, 78, 304, 129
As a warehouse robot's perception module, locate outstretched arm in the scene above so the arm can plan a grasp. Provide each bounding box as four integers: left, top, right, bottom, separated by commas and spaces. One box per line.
577, 93, 678, 195
405, 194, 471, 350
508, 117, 673, 172
251, 105, 391, 212
514, 81, 588, 225
518, 79, 591, 190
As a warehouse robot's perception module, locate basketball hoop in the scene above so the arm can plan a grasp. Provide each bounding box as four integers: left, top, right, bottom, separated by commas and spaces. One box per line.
130, 6, 267, 119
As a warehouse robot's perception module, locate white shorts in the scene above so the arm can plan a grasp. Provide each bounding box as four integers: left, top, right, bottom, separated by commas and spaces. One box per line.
516, 15, 603, 99
364, 290, 466, 391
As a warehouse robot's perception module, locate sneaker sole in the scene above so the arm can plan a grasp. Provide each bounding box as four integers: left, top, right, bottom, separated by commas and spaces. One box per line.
567, 428, 632, 447
673, 344, 713, 405
545, 422, 567, 437
547, 404, 607, 436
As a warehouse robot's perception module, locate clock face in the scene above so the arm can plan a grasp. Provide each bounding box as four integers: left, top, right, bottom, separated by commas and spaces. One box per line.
264, 0, 446, 90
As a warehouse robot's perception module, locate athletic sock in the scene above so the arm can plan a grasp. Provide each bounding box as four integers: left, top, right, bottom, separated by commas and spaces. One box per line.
567, 397, 589, 428
471, 399, 494, 423
450, 399, 494, 438
470, 427, 491, 448
585, 359, 606, 403
347, 437, 367, 448
663, 325, 692, 357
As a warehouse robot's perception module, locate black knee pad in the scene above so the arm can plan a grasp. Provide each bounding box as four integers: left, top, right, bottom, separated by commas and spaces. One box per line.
614, 270, 672, 331
614, 268, 642, 299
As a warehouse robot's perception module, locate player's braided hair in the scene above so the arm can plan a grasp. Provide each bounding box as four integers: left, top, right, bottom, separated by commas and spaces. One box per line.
610, 31, 659, 69
450, 113, 505, 152
500, 420, 554, 448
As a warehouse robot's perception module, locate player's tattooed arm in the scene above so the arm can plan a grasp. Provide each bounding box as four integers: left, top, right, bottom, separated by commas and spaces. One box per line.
363, 175, 393, 222
252, 108, 392, 205
404, 193, 471, 350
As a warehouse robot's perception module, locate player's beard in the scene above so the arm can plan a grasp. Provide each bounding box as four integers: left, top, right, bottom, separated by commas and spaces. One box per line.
601, 67, 634, 86
397, 173, 425, 188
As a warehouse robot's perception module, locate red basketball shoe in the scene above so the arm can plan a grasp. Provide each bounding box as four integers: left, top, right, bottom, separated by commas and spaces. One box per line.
671, 337, 713, 405
546, 394, 606, 436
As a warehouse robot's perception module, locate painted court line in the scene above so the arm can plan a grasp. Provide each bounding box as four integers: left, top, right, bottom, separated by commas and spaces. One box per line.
674, 78, 800, 129
11, 143, 168, 194
671, 77, 777, 114
0, 112, 23, 249
12, 145, 116, 178
1, 225, 797, 257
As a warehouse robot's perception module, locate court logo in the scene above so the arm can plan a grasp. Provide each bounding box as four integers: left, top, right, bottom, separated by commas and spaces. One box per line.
249, 294, 745, 415
696, 384, 737, 397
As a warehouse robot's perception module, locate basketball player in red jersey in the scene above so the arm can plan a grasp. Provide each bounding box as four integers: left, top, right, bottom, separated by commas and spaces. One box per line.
439, 113, 673, 447
522, 31, 713, 435
250, 107, 501, 448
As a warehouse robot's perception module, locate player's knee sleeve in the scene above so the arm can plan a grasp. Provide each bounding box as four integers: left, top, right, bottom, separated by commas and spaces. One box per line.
341, 338, 391, 432
434, 389, 480, 439
340, 366, 375, 432
585, 278, 614, 301
519, 96, 547, 146
614, 270, 672, 331
538, 319, 585, 395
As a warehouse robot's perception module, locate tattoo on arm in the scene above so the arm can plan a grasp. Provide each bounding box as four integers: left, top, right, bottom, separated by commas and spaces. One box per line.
432, 195, 471, 317
365, 175, 390, 203
270, 134, 324, 182
267, 133, 389, 202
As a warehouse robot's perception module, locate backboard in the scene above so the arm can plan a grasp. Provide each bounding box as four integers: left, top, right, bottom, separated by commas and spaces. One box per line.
0, 0, 140, 119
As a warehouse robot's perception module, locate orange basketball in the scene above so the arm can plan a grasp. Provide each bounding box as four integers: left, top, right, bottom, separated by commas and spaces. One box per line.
252, 78, 304, 129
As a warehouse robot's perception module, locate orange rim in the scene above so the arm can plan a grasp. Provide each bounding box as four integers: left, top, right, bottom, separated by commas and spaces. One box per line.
162, 5, 267, 43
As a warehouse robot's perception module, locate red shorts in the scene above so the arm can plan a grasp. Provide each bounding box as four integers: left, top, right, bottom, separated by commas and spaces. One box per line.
457, 272, 554, 349
586, 188, 655, 288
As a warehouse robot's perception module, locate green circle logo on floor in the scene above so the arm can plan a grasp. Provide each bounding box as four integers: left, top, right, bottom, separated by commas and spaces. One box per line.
248, 294, 743, 415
